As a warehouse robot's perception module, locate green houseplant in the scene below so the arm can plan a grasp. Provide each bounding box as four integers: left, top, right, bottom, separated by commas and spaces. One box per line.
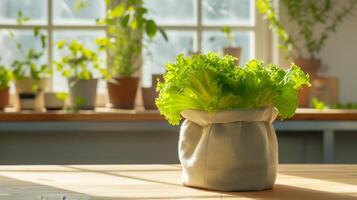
257, 0, 357, 107
11, 27, 51, 110
257, 0, 357, 77
221, 26, 242, 65
156, 53, 309, 191
96, 0, 167, 109
9, 11, 51, 110
0, 64, 13, 110
54, 40, 109, 110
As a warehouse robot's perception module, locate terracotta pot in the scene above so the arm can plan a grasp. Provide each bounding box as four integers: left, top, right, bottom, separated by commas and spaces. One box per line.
223, 47, 242, 65
297, 87, 311, 108
294, 58, 321, 108
142, 74, 163, 110
107, 77, 139, 109
15, 77, 49, 111
68, 78, 98, 110
0, 87, 9, 110
293, 58, 321, 80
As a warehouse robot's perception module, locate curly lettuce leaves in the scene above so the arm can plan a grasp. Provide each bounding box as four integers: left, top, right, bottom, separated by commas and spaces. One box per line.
156, 53, 310, 125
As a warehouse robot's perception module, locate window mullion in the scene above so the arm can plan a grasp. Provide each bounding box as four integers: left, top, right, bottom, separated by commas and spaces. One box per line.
197, 0, 202, 53
48, 0, 53, 91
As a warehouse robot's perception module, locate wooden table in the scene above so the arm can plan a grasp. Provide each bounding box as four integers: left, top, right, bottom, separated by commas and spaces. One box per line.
0, 165, 356, 200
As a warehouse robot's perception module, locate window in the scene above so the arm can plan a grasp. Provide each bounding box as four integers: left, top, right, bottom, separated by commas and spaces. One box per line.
0, 0, 270, 91
142, 0, 270, 87
0, 0, 106, 93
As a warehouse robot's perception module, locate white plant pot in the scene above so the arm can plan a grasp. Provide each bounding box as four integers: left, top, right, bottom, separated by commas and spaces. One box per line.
44, 92, 65, 110
15, 77, 49, 111
68, 78, 98, 110
179, 108, 278, 191
18, 93, 37, 110
223, 47, 242, 65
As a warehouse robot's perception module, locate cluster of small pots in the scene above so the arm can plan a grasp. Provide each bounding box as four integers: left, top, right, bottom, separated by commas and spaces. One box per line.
0, 74, 162, 111
0, 46, 245, 112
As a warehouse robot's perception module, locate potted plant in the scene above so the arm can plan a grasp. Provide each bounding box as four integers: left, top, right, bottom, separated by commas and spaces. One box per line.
0, 64, 13, 110
54, 40, 109, 110
11, 27, 51, 111
258, 0, 357, 76
257, 0, 357, 107
221, 26, 242, 65
96, 0, 167, 109
141, 74, 163, 110
156, 53, 309, 191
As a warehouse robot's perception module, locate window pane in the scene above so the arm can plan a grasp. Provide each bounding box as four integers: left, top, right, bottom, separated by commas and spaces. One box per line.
0, 29, 48, 92
142, 31, 195, 87
202, 0, 252, 25
0, 0, 47, 24
145, 0, 195, 25
202, 31, 253, 65
0, 29, 48, 68
53, 30, 106, 92
53, 0, 105, 24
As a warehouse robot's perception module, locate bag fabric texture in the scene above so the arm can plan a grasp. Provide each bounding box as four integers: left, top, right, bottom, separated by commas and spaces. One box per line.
179, 108, 278, 191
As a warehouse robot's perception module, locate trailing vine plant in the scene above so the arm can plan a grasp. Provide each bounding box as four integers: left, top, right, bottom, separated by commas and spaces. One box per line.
257, 0, 357, 59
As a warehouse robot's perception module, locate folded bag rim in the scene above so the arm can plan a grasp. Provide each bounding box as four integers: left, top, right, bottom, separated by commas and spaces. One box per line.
181, 108, 278, 126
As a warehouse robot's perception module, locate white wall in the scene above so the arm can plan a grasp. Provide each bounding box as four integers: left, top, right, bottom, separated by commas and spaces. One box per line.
279, 2, 357, 102
319, 13, 357, 102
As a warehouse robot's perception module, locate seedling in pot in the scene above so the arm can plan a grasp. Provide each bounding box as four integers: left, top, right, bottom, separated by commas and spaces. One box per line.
10, 11, 51, 91
54, 40, 109, 81
54, 40, 108, 110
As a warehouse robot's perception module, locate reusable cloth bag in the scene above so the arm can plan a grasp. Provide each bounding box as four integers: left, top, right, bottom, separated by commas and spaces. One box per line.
179, 108, 278, 191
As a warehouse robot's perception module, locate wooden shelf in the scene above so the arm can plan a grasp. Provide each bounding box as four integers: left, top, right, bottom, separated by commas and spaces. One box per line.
290, 108, 357, 121
0, 108, 165, 122
0, 108, 357, 122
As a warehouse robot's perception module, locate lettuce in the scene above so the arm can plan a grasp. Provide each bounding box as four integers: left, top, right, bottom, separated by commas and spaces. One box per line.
156, 53, 310, 125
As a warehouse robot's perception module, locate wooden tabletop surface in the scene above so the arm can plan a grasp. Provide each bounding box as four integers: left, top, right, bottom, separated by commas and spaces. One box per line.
1, 108, 357, 121
0, 164, 356, 200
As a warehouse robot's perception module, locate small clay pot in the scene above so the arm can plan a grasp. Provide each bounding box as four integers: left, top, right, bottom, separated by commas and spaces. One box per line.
294, 58, 322, 108
294, 58, 321, 80
107, 77, 139, 109
142, 74, 163, 110
0, 87, 9, 110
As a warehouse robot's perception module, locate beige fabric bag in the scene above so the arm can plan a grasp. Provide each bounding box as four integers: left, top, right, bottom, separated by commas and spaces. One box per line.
179, 108, 278, 191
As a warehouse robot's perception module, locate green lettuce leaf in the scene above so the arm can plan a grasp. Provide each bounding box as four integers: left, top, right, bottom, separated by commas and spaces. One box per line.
156, 53, 310, 125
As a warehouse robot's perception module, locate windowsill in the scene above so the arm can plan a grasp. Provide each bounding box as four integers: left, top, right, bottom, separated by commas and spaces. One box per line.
0, 107, 165, 122
0, 108, 357, 122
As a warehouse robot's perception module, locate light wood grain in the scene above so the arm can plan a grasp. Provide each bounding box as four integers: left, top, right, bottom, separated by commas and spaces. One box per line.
0, 165, 356, 199
1, 108, 357, 122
